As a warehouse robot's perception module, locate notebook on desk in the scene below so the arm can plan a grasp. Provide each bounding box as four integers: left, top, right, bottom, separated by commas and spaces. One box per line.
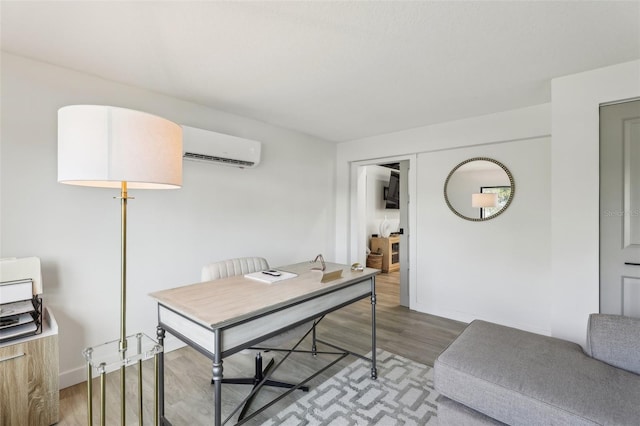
244, 270, 297, 284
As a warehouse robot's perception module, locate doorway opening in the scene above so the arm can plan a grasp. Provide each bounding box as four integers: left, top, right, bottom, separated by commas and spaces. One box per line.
351, 156, 415, 309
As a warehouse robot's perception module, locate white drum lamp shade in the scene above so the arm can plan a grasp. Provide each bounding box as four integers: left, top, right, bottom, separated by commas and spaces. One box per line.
58, 105, 182, 188
472, 192, 498, 208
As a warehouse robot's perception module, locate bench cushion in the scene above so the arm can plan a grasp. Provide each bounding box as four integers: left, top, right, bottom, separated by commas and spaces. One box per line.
434, 320, 640, 425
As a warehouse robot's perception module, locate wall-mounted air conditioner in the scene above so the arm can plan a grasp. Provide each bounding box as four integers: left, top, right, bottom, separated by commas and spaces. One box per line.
181, 125, 261, 168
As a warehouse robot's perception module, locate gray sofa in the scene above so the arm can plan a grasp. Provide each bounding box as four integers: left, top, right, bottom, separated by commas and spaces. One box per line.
434, 314, 640, 425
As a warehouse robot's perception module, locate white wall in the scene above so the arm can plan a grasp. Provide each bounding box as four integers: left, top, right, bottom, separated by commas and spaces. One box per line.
336, 104, 551, 263
336, 104, 552, 335
338, 60, 640, 346
550, 60, 640, 344
0, 53, 337, 388
417, 137, 551, 333
365, 165, 400, 242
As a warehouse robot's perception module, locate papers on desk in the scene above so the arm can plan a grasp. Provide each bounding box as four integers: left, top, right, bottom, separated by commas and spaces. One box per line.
244, 270, 298, 284
0, 319, 38, 340
0, 300, 36, 317
0, 279, 33, 304
0, 300, 38, 340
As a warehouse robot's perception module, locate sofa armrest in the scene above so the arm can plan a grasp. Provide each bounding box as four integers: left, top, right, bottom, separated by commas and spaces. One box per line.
586, 313, 640, 375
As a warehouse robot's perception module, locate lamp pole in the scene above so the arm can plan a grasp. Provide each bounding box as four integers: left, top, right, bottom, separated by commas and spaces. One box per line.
120, 181, 129, 425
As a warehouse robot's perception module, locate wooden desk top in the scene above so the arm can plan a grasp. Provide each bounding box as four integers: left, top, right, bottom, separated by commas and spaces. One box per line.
149, 262, 378, 330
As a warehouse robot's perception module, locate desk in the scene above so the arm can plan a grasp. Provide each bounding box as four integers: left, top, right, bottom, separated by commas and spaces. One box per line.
150, 262, 378, 425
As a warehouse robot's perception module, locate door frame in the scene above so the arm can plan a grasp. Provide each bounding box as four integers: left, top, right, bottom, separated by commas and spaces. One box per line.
349, 154, 417, 309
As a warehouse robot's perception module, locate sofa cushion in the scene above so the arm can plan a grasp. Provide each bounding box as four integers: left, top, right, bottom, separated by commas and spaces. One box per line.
586, 314, 640, 375
437, 395, 505, 425
434, 320, 640, 425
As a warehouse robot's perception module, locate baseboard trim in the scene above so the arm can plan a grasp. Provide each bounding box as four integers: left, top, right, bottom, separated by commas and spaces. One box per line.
412, 302, 552, 337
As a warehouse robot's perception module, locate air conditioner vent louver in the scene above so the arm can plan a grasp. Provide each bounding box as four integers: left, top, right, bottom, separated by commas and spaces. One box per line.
183, 152, 255, 167
181, 125, 261, 168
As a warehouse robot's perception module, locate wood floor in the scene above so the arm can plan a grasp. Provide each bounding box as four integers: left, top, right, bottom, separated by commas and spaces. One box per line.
58, 272, 467, 425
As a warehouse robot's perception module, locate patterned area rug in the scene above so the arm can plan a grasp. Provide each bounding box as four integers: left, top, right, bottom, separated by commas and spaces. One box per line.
262, 349, 438, 425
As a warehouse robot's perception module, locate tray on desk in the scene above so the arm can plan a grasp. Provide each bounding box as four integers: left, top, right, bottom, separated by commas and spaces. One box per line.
0, 296, 42, 342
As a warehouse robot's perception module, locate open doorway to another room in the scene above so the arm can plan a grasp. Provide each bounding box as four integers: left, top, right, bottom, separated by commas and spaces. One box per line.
358, 160, 410, 308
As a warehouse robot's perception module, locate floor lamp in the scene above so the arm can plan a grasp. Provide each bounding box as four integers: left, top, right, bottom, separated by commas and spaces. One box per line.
58, 105, 182, 424
472, 192, 498, 219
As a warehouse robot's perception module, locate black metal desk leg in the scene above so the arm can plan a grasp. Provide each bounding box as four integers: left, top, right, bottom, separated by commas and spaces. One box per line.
312, 323, 317, 357
212, 330, 223, 426
371, 276, 378, 380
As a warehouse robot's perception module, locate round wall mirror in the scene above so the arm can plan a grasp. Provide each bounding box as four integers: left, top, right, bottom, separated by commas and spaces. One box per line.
444, 157, 515, 221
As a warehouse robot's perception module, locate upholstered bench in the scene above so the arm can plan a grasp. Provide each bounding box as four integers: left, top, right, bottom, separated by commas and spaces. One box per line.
434, 315, 640, 425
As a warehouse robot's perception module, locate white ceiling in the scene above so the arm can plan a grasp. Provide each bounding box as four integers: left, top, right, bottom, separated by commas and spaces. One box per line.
1, 1, 639, 142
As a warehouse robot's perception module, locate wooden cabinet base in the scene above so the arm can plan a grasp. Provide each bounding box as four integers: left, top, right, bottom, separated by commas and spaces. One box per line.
0, 308, 59, 426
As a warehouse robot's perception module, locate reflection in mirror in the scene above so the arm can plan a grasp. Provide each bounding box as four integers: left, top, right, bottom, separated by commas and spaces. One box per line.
444, 158, 515, 221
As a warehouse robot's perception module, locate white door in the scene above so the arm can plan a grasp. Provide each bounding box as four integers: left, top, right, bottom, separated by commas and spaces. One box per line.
600, 99, 640, 316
